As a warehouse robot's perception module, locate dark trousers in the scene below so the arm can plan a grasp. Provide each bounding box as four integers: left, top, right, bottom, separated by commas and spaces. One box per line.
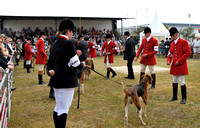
127, 58, 134, 78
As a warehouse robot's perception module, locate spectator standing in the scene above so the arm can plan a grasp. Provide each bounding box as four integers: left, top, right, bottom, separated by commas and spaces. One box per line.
167, 27, 191, 104
15, 37, 22, 65
36, 32, 48, 84
100, 34, 117, 79
193, 33, 200, 59
164, 37, 171, 58
123, 31, 136, 79
159, 40, 165, 58
134, 27, 158, 89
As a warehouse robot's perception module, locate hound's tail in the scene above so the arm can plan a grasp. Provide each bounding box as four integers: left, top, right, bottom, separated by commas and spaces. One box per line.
122, 82, 131, 96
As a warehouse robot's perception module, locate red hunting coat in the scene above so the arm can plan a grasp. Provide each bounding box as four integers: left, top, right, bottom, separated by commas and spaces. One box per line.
101, 40, 117, 63
36, 38, 48, 64
88, 41, 97, 58
24, 43, 34, 60
136, 36, 158, 65
167, 37, 191, 75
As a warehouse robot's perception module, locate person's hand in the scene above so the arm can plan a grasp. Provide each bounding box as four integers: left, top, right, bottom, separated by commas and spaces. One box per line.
82, 61, 86, 67
106, 52, 110, 55
8, 61, 14, 66
8, 65, 14, 71
76, 50, 82, 56
166, 61, 171, 65
175, 61, 180, 66
134, 57, 138, 62
142, 53, 148, 57
49, 70, 55, 76
99, 53, 102, 56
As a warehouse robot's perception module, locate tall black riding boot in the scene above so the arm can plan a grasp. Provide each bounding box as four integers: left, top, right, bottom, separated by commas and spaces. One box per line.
180, 85, 187, 104
91, 62, 94, 70
169, 83, 178, 102
106, 68, 110, 79
110, 68, 117, 78
57, 113, 67, 128
24, 60, 26, 68
26, 65, 31, 73
139, 72, 145, 82
149, 74, 156, 90
16, 59, 19, 66
49, 86, 55, 99
38, 74, 46, 84
53, 111, 58, 128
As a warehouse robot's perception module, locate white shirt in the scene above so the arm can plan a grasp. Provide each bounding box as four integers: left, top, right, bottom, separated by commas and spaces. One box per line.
193, 39, 200, 47
174, 37, 179, 44
40, 37, 44, 41
146, 35, 152, 42
107, 40, 111, 45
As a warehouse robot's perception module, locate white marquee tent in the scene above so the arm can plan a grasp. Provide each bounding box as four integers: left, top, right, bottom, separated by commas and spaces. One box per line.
140, 13, 169, 43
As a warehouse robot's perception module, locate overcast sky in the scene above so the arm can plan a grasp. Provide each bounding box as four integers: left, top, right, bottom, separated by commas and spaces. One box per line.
1, 0, 199, 27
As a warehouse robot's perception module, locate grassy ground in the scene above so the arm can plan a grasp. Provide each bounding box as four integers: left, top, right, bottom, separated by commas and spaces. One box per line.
10, 56, 200, 128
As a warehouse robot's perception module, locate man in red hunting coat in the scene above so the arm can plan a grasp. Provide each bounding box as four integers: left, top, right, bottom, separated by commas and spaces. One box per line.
167, 27, 191, 104
87, 37, 97, 70
100, 34, 117, 79
134, 27, 158, 90
24, 37, 35, 73
36, 32, 48, 84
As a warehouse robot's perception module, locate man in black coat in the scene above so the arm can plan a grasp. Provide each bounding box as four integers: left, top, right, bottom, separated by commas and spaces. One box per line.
123, 31, 136, 79
164, 37, 171, 58
77, 34, 88, 61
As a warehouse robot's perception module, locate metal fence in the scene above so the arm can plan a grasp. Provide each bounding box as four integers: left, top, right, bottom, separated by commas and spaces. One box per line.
0, 56, 15, 128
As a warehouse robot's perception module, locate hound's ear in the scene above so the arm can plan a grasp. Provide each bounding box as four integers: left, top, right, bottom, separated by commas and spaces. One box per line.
147, 75, 152, 84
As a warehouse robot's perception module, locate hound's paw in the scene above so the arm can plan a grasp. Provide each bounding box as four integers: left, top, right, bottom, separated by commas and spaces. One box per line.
124, 117, 128, 125
142, 122, 146, 125
143, 114, 147, 117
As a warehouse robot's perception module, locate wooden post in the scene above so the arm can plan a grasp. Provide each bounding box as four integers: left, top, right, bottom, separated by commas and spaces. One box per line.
79, 17, 81, 34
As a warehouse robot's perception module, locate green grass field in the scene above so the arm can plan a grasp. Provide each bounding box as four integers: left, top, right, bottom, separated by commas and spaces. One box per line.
10, 56, 200, 128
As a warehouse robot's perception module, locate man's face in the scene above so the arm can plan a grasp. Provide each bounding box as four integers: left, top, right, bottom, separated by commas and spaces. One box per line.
106, 38, 110, 42
42, 35, 46, 40
124, 35, 128, 39
2, 37, 5, 41
145, 33, 151, 38
27, 40, 31, 43
171, 33, 178, 40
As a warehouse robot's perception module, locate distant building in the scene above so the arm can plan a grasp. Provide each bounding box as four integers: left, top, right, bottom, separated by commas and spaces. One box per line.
163, 23, 200, 31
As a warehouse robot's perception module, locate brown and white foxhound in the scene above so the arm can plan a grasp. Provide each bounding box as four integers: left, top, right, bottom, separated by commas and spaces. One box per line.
122, 75, 152, 125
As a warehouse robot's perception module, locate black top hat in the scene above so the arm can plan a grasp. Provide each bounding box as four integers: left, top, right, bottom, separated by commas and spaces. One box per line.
78, 34, 84, 39
124, 31, 130, 36
106, 34, 112, 39
84, 37, 89, 41
76, 45, 83, 52
143, 27, 151, 34
169, 27, 178, 36
39, 31, 45, 37
59, 19, 74, 32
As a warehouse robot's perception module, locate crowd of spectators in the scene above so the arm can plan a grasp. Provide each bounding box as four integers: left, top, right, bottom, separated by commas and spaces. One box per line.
2, 27, 125, 56
158, 36, 200, 59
